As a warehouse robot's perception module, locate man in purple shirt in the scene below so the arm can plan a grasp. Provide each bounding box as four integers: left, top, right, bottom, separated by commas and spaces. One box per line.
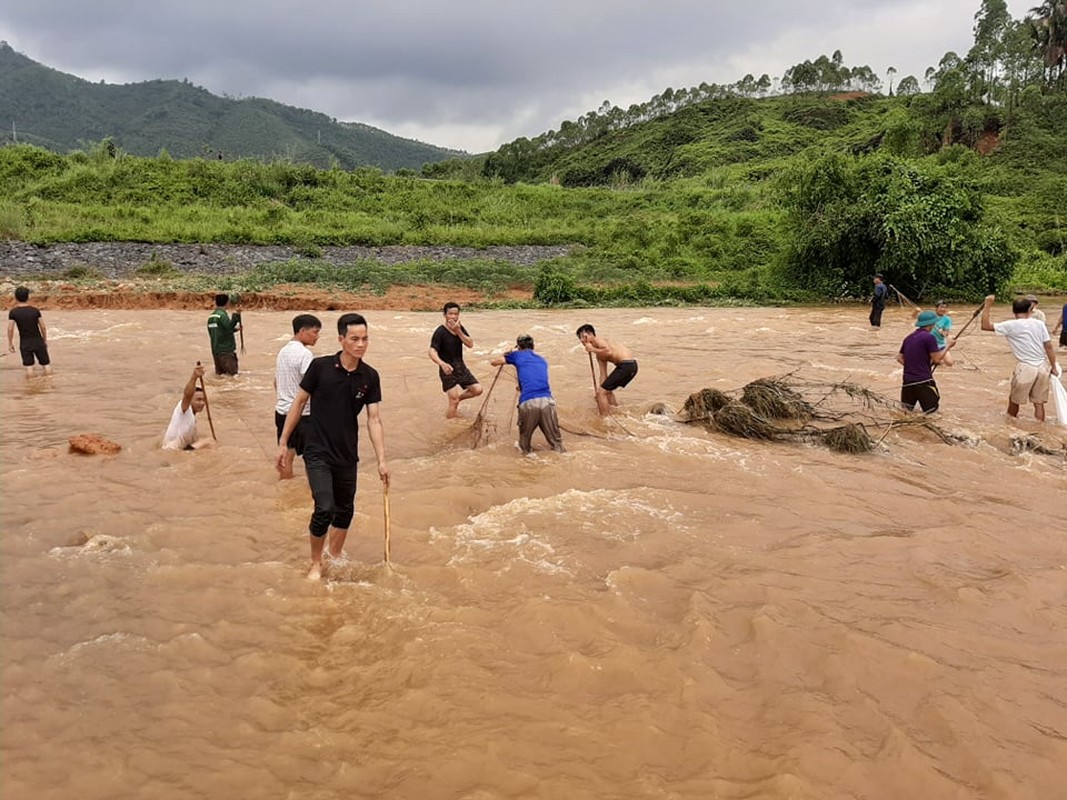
896, 310, 957, 412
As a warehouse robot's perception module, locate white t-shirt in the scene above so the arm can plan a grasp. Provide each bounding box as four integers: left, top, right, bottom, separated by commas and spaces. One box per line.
1030, 307, 1046, 323
994, 318, 1051, 367
275, 340, 314, 415
162, 402, 197, 450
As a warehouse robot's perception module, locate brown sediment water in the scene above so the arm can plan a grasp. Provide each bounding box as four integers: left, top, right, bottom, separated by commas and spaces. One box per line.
2, 306, 1065, 799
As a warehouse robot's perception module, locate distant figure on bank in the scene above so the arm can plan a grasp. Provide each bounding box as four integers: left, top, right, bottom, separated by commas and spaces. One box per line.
207, 293, 242, 375
490, 334, 565, 454
870, 274, 889, 328
576, 324, 638, 415
896, 310, 957, 413
981, 295, 1060, 421
930, 300, 955, 367
1052, 302, 1067, 348
162, 364, 215, 450
1025, 294, 1046, 324
275, 314, 321, 479
7, 286, 52, 377
276, 313, 389, 581
428, 301, 482, 418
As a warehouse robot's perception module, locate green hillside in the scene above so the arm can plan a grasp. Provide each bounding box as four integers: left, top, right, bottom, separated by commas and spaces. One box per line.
0, 42, 463, 171
2, 0, 1065, 304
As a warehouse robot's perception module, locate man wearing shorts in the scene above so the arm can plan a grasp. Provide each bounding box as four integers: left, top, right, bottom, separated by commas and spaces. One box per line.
897, 310, 957, 413
576, 324, 638, 415
7, 286, 52, 377
491, 334, 565, 455
429, 302, 482, 418
207, 293, 242, 375
981, 295, 1060, 421
275, 314, 321, 479
276, 313, 389, 580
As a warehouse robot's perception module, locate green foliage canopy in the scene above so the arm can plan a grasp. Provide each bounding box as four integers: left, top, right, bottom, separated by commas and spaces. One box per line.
778, 152, 1017, 298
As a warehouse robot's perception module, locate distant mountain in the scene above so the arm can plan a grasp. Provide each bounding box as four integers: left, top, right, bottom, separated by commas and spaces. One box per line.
0, 42, 465, 171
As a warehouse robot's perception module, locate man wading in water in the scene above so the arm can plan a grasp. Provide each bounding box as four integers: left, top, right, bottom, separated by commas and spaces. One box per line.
576, 324, 638, 416
896, 310, 957, 413
428, 301, 482, 418
276, 313, 389, 580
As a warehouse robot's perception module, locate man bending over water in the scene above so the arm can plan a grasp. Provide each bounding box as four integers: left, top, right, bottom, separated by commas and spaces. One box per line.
276, 313, 389, 580
576, 324, 638, 416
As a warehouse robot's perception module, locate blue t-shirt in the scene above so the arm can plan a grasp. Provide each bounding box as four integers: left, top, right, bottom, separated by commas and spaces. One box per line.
932, 314, 952, 348
505, 349, 552, 404
899, 329, 939, 384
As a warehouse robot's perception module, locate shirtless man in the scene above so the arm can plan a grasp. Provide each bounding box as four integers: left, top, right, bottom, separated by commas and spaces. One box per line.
576, 324, 639, 416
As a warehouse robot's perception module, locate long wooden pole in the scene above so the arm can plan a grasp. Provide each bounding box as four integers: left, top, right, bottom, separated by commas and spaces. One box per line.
195, 360, 217, 440
383, 483, 392, 566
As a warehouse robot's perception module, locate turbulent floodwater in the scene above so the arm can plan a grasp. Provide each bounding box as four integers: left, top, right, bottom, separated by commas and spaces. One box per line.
2, 306, 1065, 799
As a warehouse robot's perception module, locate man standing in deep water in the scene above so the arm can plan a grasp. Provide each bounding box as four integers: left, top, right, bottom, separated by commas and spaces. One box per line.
276, 313, 389, 580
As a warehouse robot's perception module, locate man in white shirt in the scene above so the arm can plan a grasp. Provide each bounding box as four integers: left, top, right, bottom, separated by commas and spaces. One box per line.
981, 295, 1060, 421
162, 364, 214, 450
275, 314, 321, 478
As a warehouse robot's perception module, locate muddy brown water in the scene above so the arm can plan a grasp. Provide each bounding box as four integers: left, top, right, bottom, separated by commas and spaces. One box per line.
2, 306, 1065, 799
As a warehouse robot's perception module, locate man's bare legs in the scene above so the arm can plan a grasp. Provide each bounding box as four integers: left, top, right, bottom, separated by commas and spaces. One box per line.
1007, 400, 1047, 421
307, 533, 327, 580
446, 383, 483, 418
326, 525, 349, 561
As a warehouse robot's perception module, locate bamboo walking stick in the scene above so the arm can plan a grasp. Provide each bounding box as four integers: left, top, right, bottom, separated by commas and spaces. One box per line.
195, 360, 217, 440
383, 482, 392, 567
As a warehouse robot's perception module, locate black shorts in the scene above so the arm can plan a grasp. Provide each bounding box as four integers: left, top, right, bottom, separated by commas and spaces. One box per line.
275, 411, 309, 455
213, 352, 239, 375
20, 340, 50, 367
1060, 328, 1067, 347
602, 360, 638, 392
440, 362, 478, 392
901, 380, 940, 413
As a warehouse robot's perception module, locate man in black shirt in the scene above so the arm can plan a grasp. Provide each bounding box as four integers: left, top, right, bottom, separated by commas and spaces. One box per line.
276, 313, 389, 580
428, 301, 482, 418
7, 286, 52, 377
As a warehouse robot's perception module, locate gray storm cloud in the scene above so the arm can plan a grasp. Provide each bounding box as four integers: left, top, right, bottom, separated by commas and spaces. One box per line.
0, 0, 1036, 151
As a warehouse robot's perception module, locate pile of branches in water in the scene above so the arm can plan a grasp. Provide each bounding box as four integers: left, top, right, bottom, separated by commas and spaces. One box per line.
679, 374, 952, 454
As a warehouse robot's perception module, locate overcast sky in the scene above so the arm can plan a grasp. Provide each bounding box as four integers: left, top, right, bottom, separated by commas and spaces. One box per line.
0, 0, 1036, 153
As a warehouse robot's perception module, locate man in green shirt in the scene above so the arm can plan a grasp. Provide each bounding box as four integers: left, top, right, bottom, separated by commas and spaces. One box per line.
207, 293, 242, 375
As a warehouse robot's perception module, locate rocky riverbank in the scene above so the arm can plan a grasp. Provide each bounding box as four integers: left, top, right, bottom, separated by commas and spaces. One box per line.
0, 241, 575, 278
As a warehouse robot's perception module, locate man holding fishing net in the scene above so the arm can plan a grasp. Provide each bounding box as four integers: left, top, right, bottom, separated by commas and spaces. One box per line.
429, 302, 483, 418
490, 334, 565, 455
897, 310, 958, 413
981, 295, 1060, 422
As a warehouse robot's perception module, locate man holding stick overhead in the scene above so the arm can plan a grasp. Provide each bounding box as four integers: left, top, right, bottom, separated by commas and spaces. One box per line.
276, 313, 389, 580
162, 364, 216, 450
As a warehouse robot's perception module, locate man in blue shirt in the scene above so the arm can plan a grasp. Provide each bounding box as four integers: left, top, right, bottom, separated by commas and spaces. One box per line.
490, 334, 565, 454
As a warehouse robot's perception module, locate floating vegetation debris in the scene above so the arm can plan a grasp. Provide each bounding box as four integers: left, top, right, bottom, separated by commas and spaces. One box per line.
740, 377, 814, 421
713, 402, 779, 440
682, 388, 732, 420
821, 423, 874, 454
